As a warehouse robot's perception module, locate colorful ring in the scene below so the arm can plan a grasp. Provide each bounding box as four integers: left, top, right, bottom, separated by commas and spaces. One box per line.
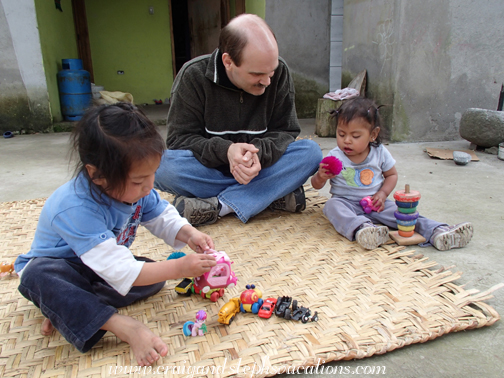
396, 200, 419, 208
398, 230, 415, 237
394, 211, 419, 221
397, 225, 415, 232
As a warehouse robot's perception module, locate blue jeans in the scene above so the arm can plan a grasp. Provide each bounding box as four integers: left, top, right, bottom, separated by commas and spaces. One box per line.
154, 140, 323, 223
18, 256, 164, 353
323, 197, 447, 244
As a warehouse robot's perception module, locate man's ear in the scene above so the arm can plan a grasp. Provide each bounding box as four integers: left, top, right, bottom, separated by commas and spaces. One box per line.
85, 164, 107, 187
222, 53, 233, 70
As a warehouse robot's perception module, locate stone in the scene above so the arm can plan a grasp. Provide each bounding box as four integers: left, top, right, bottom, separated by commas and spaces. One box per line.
452, 151, 471, 165
459, 108, 504, 148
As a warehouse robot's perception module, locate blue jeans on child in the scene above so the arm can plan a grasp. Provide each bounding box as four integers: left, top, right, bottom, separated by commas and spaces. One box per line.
154, 139, 323, 223
18, 256, 164, 353
323, 197, 447, 244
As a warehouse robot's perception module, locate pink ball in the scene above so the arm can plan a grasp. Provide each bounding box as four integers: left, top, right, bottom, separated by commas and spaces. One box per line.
321, 156, 343, 175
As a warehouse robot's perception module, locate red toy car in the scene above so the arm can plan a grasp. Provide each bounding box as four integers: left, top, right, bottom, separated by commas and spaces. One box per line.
258, 297, 277, 319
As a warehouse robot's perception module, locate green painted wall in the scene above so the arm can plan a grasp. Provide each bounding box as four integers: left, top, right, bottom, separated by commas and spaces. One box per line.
246, 0, 266, 18
34, 0, 78, 122
86, 0, 173, 105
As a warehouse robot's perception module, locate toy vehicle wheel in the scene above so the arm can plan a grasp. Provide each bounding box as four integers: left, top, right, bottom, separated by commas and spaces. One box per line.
301, 313, 310, 323
292, 300, 298, 311
219, 288, 225, 297
210, 291, 220, 302
251, 302, 261, 314
228, 315, 235, 325
284, 308, 291, 320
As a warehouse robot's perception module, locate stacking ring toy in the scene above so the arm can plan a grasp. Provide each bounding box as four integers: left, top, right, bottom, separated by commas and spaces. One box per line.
393, 185, 421, 238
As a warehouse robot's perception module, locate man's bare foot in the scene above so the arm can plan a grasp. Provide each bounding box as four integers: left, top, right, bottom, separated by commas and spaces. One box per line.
41, 318, 54, 336
102, 314, 168, 366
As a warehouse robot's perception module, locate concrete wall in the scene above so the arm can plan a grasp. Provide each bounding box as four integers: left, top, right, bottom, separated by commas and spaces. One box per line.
342, 0, 504, 142
265, 0, 331, 118
0, 0, 51, 133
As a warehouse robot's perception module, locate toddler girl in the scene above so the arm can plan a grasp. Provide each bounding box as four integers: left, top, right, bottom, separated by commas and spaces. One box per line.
14, 103, 217, 366
311, 97, 473, 250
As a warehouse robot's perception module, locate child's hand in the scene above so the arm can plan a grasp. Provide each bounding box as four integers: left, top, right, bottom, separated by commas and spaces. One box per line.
186, 228, 215, 253
371, 191, 387, 212
179, 253, 216, 277
319, 163, 337, 180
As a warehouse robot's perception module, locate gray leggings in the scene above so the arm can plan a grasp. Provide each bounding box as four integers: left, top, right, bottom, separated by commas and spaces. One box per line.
323, 197, 446, 243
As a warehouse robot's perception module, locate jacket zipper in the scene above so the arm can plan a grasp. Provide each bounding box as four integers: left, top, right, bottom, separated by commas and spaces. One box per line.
240, 92, 243, 103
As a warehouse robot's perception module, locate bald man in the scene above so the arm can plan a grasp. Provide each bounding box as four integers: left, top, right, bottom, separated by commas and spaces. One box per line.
155, 14, 322, 226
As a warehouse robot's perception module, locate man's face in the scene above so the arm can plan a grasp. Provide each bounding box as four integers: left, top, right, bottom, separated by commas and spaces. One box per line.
223, 43, 279, 96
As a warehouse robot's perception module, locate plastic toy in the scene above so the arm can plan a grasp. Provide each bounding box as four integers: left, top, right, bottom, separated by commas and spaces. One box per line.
289, 306, 318, 323
320, 156, 343, 175
175, 277, 226, 302
175, 249, 237, 302
193, 250, 237, 294
276, 297, 319, 323
393, 184, 421, 237
258, 297, 277, 319
183, 310, 208, 337
218, 297, 241, 325
239, 284, 263, 314
175, 278, 194, 296
167, 251, 186, 260
275, 296, 293, 317
0, 261, 16, 278
359, 196, 380, 214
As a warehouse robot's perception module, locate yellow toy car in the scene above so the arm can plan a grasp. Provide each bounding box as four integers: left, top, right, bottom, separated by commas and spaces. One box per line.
218, 298, 241, 325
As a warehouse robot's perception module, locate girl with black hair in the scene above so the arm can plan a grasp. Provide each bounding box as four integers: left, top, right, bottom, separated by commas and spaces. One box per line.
14, 103, 216, 366
312, 97, 473, 251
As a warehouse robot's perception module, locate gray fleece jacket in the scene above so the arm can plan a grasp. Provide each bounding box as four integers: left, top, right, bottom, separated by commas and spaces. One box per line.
166, 48, 300, 171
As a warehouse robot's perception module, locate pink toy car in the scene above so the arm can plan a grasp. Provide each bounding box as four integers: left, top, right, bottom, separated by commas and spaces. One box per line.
193, 250, 237, 294
360, 196, 380, 214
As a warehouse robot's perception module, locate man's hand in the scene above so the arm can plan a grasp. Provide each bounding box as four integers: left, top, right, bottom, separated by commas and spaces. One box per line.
227, 143, 261, 185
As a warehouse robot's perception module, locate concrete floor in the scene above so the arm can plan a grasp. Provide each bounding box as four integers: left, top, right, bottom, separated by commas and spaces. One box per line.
1, 106, 503, 377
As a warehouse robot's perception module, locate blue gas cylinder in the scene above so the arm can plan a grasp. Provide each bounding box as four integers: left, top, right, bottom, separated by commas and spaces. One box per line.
57, 59, 92, 121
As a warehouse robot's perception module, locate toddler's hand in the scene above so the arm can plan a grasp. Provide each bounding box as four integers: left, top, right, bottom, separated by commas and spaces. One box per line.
317, 163, 337, 180
372, 191, 387, 212
186, 228, 214, 253
179, 253, 216, 277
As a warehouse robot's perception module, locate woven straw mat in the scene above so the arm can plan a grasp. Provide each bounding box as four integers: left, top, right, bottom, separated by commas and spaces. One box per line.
0, 187, 501, 378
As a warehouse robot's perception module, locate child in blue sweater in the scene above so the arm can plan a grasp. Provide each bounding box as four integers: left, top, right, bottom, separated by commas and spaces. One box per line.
15, 103, 217, 366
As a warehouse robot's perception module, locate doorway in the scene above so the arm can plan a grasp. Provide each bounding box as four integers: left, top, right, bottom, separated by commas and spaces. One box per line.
170, 0, 244, 75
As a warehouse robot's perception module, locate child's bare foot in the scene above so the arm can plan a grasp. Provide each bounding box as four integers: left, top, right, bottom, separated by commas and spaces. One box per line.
102, 314, 168, 366
41, 318, 54, 336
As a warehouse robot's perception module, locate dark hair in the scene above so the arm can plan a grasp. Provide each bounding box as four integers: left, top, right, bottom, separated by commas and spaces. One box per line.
330, 97, 383, 146
219, 15, 276, 66
70, 102, 165, 202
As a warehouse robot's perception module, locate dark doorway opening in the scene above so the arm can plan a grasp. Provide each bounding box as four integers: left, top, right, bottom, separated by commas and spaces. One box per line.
171, 0, 192, 73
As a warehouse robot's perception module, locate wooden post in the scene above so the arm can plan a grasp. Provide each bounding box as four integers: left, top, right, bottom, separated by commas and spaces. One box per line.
315, 98, 342, 137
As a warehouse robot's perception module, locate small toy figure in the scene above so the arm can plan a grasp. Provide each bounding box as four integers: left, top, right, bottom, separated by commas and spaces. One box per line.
320, 156, 343, 175
183, 310, 208, 337
0, 261, 16, 278
218, 297, 241, 325
360, 196, 380, 214
239, 284, 263, 314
